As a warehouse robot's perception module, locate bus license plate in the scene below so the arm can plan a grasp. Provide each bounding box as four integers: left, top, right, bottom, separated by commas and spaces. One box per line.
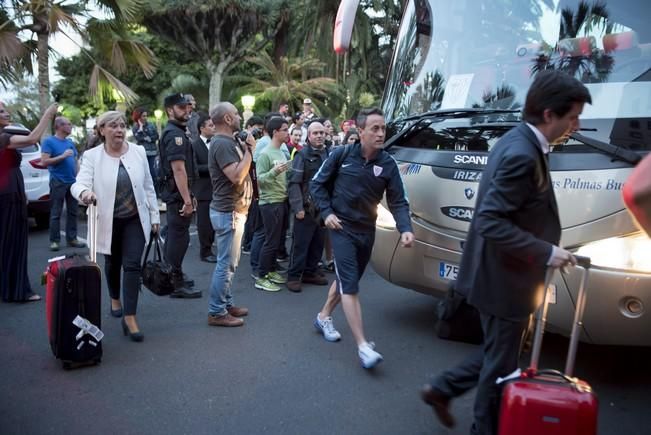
439, 262, 459, 280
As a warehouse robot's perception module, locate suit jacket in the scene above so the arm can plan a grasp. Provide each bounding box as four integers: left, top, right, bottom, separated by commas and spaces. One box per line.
457, 123, 561, 320
71, 143, 160, 255
191, 136, 212, 201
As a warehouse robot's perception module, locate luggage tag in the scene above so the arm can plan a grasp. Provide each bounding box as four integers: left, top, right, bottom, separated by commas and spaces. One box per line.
496, 368, 522, 384
72, 315, 105, 342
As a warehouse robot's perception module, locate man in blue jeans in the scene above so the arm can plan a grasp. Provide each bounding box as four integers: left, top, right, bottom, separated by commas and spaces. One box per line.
206, 102, 255, 327
41, 117, 85, 251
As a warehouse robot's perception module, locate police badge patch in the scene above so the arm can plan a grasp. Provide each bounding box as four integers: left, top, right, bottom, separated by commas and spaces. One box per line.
373, 165, 383, 177
175, 137, 183, 146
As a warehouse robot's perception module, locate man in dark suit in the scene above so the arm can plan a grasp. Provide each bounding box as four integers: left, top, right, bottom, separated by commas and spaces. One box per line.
192, 112, 217, 262
421, 70, 592, 434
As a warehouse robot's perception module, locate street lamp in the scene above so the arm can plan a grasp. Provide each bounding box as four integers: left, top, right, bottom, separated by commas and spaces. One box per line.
241, 95, 255, 127
154, 109, 163, 134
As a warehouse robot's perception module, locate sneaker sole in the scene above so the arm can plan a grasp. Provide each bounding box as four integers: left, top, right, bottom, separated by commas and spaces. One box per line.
360, 356, 383, 369
313, 319, 341, 342
255, 283, 281, 292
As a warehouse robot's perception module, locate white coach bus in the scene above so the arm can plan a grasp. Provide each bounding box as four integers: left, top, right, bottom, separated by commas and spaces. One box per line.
336, 0, 650, 345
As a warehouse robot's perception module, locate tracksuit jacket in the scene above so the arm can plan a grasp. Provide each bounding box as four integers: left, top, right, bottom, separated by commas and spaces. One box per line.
310, 143, 413, 234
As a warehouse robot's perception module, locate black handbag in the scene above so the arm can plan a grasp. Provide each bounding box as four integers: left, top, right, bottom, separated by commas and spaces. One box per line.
141, 232, 174, 296
435, 283, 484, 345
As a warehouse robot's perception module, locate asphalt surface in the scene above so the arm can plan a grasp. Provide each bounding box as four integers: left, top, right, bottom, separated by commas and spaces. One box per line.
1, 215, 650, 434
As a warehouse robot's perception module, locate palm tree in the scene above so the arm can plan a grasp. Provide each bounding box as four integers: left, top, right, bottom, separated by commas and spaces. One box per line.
233, 52, 339, 115
532, 1, 614, 82
0, 0, 155, 114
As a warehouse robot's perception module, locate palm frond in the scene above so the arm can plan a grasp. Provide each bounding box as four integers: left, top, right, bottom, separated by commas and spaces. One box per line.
47, 3, 84, 35
0, 25, 25, 61
94, 0, 144, 22
89, 64, 139, 104
86, 18, 157, 78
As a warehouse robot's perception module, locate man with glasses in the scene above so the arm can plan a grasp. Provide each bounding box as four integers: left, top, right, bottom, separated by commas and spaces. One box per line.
253, 117, 291, 292
286, 122, 330, 292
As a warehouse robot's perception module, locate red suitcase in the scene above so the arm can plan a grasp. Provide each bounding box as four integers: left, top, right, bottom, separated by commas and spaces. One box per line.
499, 256, 598, 435
45, 204, 103, 369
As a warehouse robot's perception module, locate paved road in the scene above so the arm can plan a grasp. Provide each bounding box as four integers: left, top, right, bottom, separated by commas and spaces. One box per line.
1, 217, 650, 434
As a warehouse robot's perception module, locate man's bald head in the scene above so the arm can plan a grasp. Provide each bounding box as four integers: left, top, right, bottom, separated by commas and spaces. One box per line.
210, 102, 241, 133
54, 116, 72, 136
307, 121, 326, 148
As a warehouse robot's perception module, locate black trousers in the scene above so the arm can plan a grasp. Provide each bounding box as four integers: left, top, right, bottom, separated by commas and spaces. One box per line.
288, 214, 325, 281
104, 215, 145, 316
277, 200, 289, 257
196, 199, 214, 258
431, 313, 528, 435
164, 201, 192, 275
258, 202, 286, 277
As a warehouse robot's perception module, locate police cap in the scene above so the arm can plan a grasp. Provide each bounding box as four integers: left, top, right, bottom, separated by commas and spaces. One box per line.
164, 93, 190, 108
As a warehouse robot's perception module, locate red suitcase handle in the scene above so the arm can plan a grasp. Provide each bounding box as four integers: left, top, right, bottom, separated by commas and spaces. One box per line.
529, 255, 591, 377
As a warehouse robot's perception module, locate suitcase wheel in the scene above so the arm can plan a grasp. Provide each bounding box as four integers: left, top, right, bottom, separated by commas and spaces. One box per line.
62, 361, 72, 370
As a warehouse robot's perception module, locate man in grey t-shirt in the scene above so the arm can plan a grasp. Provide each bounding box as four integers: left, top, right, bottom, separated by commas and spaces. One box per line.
206, 102, 255, 327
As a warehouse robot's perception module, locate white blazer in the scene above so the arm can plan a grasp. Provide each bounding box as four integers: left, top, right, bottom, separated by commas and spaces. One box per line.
71, 142, 160, 255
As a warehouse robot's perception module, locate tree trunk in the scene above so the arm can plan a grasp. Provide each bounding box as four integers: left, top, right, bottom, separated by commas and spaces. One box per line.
36, 28, 51, 137
273, 12, 289, 64
37, 31, 50, 115
207, 60, 228, 109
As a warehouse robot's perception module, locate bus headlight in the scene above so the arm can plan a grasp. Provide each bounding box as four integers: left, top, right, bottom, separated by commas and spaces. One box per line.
575, 233, 651, 273
377, 203, 397, 230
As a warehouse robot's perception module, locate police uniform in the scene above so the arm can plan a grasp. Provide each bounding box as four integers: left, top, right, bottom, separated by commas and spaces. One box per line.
159, 93, 200, 297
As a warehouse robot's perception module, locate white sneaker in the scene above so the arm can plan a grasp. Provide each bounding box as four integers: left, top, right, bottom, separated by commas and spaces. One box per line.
314, 314, 341, 342
358, 342, 383, 369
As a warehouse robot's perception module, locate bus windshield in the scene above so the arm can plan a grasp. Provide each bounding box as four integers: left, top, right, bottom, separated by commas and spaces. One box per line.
383, 0, 651, 151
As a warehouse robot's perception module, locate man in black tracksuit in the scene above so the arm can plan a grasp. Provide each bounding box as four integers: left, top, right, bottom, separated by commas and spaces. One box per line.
310, 107, 415, 369
160, 93, 201, 298
286, 122, 330, 292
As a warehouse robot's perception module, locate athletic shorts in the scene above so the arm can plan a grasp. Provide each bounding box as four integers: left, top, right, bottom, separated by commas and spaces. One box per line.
330, 228, 375, 295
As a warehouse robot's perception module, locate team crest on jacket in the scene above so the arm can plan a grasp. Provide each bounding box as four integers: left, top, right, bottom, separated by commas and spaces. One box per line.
373, 165, 383, 177
175, 137, 183, 146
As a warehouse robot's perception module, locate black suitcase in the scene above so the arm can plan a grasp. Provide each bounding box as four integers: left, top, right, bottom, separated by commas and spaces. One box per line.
44, 204, 103, 369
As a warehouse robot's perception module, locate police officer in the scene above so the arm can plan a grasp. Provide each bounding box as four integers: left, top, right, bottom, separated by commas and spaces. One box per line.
160, 93, 201, 298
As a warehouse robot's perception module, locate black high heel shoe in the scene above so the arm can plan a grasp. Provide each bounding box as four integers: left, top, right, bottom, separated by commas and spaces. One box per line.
110, 307, 123, 318
121, 318, 144, 342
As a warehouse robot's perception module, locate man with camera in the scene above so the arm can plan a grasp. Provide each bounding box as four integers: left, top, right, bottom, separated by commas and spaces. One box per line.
206, 102, 255, 327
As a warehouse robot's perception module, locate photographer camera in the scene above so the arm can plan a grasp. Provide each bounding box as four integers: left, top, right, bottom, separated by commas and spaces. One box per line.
235, 129, 259, 201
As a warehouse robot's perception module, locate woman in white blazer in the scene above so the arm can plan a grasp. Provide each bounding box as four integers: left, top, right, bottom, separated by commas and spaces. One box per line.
71, 111, 160, 342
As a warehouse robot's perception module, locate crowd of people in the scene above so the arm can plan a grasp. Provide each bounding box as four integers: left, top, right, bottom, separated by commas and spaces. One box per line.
0, 69, 594, 434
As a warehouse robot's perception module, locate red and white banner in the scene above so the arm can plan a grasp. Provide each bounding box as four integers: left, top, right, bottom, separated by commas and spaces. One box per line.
333, 0, 361, 53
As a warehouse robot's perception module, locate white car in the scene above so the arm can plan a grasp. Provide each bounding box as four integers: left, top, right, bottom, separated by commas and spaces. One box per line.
7, 125, 51, 228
